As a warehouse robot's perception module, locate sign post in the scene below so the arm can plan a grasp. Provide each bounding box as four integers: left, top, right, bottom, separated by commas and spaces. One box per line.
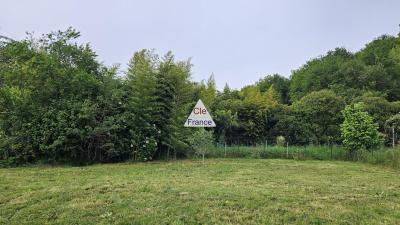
184, 99, 215, 163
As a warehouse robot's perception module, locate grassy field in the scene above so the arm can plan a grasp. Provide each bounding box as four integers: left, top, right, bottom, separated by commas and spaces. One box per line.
1, 159, 399, 225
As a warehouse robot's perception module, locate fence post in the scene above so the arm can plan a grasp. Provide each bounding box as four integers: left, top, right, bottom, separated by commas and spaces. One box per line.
167, 146, 170, 161
224, 142, 227, 157
297, 147, 299, 160
263, 139, 266, 151
286, 142, 289, 159
393, 127, 395, 149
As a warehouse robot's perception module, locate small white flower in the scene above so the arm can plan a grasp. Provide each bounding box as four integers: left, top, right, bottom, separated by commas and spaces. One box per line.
158, 130, 161, 134
145, 140, 149, 144
130, 144, 133, 147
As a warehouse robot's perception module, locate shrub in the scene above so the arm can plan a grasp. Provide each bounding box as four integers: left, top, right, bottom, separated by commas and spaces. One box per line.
341, 103, 380, 158
276, 136, 286, 147
188, 128, 214, 161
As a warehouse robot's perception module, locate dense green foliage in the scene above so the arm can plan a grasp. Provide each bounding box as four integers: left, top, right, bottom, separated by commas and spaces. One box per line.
341, 103, 380, 155
256, 73, 290, 104
292, 90, 345, 145
0, 29, 197, 164
1, 28, 400, 164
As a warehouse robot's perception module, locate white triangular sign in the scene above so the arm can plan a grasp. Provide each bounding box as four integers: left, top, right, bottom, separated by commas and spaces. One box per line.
184, 99, 216, 127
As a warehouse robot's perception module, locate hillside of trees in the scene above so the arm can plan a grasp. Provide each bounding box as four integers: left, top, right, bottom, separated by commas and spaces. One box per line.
1, 28, 399, 164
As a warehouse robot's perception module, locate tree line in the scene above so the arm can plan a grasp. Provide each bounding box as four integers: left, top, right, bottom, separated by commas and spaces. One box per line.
0, 28, 399, 164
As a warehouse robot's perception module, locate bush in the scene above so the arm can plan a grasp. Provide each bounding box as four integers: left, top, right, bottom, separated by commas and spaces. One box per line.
188, 128, 214, 160
341, 103, 381, 158
276, 136, 286, 147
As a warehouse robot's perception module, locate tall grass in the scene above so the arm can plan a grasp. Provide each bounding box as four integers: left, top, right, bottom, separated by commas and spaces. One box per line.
208, 145, 346, 160
207, 144, 400, 168
358, 148, 400, 169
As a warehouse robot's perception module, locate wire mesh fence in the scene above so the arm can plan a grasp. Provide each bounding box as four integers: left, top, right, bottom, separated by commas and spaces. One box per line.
209, 144, 400, 168
211, 144, 346, 160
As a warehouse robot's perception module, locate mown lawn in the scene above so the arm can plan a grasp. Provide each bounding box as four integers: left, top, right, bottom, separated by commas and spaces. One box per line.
0, 159, 399, 225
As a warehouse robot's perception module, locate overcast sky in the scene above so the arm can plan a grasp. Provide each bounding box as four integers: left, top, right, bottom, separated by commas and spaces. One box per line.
2, 0, 400, 89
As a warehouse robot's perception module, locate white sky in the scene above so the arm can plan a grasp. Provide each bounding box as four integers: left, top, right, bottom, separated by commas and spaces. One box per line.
2, 0, 400, 89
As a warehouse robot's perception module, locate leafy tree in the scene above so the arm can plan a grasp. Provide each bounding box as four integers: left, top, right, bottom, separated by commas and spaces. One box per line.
256, 74, 290, 103
290, 35, 400, 102
126, 50, 194, 160
159, 54, 194, 159
385, 114, 400, 146
289, 48, 354, 102
188, 128, 213, 162
0, 28, 111, 164
212, 87, 241, 145
358, 35, 398, 62
352, 95, 399, 132
237, 86, 279, 145
199, 74, 217, 107
292, 90, 345, 144
341, 103, 380, 157
272, 105, 313, 145
385, 114, 400, 131
213, 109, 238, 144
126, 50, 159, 161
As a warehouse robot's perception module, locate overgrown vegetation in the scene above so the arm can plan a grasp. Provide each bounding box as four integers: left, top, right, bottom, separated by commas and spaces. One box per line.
1, 28, 400, 165
208, 145, 400, 169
